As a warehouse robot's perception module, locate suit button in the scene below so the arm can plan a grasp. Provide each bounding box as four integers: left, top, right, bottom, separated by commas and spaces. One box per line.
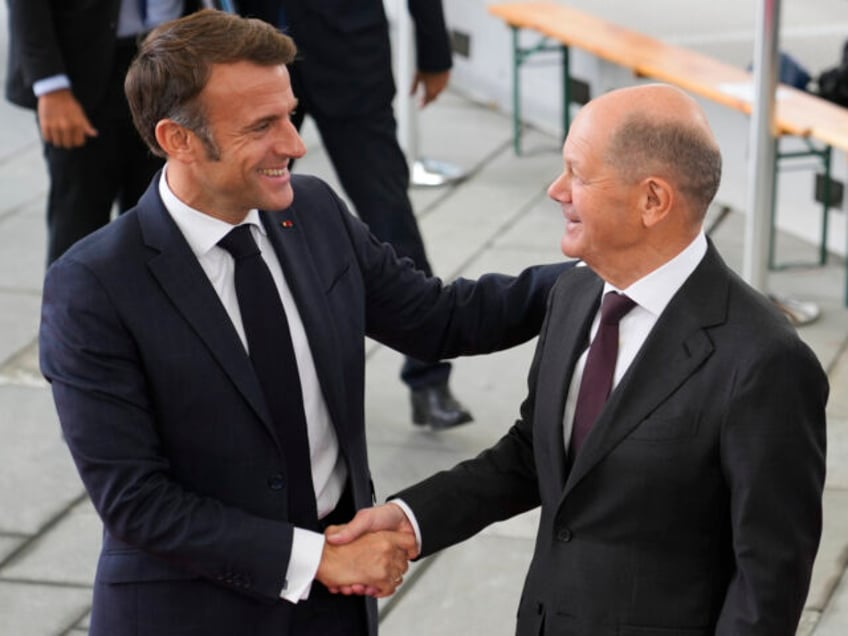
535, 602, 544, 615
267, 473, 285, 491
556, 528, 573, 542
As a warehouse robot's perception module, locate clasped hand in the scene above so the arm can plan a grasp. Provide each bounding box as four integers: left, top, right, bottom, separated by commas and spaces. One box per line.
316, 503, 418, 598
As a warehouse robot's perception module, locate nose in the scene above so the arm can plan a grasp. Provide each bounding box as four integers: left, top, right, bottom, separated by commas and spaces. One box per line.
277, 119, 306, 159
547, 171, 571, 202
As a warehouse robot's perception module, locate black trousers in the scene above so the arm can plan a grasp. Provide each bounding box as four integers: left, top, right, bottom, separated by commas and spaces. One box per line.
42, 37, 163, 264
290, 67, 451, 390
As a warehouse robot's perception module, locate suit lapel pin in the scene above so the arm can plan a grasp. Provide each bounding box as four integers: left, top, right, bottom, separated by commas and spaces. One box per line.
281, 220, 294, 228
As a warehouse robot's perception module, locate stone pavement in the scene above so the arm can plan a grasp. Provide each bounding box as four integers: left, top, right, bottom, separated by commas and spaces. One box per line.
2, 7, 848, 636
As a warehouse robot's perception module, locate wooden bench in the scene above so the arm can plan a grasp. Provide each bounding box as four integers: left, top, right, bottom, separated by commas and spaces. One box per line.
488, 1, 848, 305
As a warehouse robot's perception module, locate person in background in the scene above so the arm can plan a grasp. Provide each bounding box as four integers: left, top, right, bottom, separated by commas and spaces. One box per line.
5, 0, 202, 265
238, 0, 471, 430
328, 83, 829, 635
39, 10, 568, 635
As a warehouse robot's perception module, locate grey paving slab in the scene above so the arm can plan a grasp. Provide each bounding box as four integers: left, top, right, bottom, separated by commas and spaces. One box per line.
379, 533, 534, 636
806, 488, 848, 610
0, 581, 91, 636
0, 534, 23, 563
0, 385, 84, 535
415, 130, 560, 279
0, 199, 48, 291
799, 609, 822, 636
0, 337, 43, 388
812, 569, 848, 635
825, 417, 848, 490
0, 293, 40, 370
2, 499, 99, 586
827, 351, 848, 419
0, 143, 49, 222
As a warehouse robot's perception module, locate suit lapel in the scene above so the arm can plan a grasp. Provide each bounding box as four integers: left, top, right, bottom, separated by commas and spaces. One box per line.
136, 186, 280, 446
562, 243, 729, 499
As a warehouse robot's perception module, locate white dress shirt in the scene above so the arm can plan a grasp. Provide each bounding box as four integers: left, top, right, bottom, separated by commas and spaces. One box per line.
158, 169, 346, 602
561, 232, 708, 453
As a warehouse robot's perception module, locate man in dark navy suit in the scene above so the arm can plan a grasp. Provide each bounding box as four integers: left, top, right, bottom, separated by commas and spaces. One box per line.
39, 10, 566, 635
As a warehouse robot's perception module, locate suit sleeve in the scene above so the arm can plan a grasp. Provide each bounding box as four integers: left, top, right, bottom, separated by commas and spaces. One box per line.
39, 257, 295, 602
7, 0, 66, 87
390, 284, 561, 556
716, 335, 827, 634
332, 196, 570, 360
408, 0, 452, 72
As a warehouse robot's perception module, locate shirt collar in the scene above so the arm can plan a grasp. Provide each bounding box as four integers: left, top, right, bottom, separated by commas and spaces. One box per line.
604, 231, 707, 318
158, 166, 265, 259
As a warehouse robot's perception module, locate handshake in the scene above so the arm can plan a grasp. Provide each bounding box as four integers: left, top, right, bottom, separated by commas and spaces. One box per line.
316, 503, 417, 599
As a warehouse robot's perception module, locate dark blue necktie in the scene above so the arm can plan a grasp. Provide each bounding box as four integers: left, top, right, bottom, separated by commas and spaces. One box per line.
218, 225, 318, 528
570, 292, 636, 456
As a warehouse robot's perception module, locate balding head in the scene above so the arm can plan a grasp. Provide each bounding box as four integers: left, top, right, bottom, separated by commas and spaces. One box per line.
588, 84, 722, 220
548, 84, 723, 287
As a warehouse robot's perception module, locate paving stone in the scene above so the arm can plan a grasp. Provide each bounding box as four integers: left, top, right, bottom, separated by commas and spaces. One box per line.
812, 569, 848, 635
0, 385, 84, 535
806, 488, 848, 611
0, 337, 44, 388
0, 534, 23, 563
825, 417, 848, 490
0, 581, 91, 636
797, 608, 821, 636
379, 533, 534, 636
827, 350, 848, 419
0, 199, 48, 292
2, 498, 99, 586
0, 294, 40, 372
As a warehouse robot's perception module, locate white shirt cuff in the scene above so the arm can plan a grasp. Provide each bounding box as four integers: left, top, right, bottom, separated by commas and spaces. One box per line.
279, 528, 325, 603
389, 499, 423, 555
33, 75, 71, 98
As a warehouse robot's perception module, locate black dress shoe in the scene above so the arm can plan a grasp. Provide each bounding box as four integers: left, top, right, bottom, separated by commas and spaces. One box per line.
410, 383, 474, 430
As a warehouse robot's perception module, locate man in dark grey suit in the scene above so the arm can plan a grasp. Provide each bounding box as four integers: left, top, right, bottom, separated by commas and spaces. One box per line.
38, 10, 565, 635
328, 84, 829, 635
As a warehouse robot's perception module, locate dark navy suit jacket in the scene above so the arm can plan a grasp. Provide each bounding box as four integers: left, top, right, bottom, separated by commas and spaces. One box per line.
40, 173, 566, 635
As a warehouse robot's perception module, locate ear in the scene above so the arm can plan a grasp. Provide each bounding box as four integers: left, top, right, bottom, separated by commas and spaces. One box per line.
154, 119, 196, 163
639, 177, 673, 228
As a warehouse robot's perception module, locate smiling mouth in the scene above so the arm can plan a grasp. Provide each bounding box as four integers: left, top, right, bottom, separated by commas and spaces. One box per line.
260, 167, 288, 177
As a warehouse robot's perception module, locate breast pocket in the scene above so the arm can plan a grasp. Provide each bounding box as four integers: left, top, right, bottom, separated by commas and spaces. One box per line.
627, 416, 698, 442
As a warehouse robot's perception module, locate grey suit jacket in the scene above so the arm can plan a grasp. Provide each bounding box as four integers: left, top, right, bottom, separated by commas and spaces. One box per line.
399, 242, 828, 635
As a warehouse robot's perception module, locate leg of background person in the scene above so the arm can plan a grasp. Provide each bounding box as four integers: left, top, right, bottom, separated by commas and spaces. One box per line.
43, 40, 162, 265
306, 103, 472, 430
43, 131, 122, 265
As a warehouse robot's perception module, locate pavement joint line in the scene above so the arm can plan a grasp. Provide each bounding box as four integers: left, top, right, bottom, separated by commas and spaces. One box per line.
443, 186, 552, 283
0, 190, 48, 223
377, 550, 441, 624
0, 576, 92, 590
824, 333, 848, 376
0, 139, 40, 168
414, 136, 514, 221
0, 531, 30, 539
60, 606, 93, 636
0, 492, 89, 571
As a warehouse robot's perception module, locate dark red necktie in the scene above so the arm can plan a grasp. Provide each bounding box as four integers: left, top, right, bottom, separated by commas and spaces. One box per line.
570, 291, 637, 456
218, 225, 318, 528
